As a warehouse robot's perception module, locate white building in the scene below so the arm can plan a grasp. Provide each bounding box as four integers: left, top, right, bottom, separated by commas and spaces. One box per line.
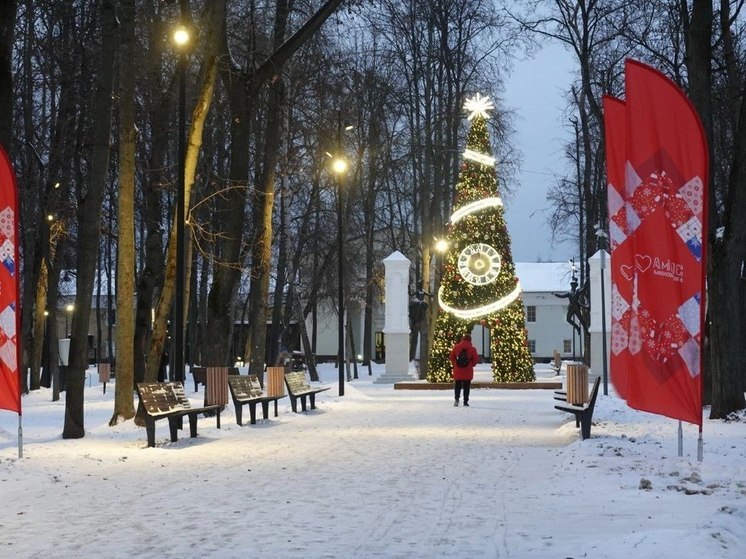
311, 261, 583, 363
515, 262, 581, 361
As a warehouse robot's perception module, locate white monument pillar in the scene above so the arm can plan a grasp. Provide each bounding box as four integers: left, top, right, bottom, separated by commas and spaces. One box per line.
375, 251, 415, 384
588, 250, 611, 391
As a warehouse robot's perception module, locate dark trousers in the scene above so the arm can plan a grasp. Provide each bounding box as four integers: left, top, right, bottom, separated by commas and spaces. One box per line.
454, 380, 471, 403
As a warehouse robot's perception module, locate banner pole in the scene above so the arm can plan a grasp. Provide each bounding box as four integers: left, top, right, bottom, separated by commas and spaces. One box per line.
677, 420, 683, 457
18, 414, 22, 458
697, 425, 703, 462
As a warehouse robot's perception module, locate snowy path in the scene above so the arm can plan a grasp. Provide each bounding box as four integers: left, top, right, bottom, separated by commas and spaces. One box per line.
1, 365, 744, 558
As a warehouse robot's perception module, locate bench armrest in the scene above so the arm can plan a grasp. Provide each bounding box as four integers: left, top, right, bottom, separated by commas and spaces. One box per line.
555, 403, 588, 413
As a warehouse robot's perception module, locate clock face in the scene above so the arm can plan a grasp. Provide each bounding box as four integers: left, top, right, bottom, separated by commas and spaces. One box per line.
458, 243, 501, 285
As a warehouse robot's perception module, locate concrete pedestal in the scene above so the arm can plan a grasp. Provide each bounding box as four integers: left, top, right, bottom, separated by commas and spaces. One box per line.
374, 332, 414, 383
376, 251, 414, 384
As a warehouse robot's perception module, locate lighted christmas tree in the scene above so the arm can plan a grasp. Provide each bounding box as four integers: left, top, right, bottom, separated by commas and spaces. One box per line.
428, 94, 535, 383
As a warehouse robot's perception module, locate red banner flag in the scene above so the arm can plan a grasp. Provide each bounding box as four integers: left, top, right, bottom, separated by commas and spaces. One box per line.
0, 145, 21, 415
608, 60, 706, 426
603, 95, 630, 400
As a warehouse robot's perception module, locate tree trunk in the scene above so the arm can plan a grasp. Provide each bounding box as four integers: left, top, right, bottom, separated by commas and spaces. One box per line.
110, 0, 136, 426
245, 79, 285, 378
56, 4, 100, 438
708, 85, 746, 416
133, 0, 177, 384
0, 0, 15, 151
684, 0, 746, 416
268, 176, 288, 365
203, 71, 249, 367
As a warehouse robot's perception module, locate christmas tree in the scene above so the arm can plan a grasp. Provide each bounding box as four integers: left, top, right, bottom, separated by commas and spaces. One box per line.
428, 94, 535, 383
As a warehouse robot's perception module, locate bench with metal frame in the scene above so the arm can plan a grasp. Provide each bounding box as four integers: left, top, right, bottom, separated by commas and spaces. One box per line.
136, 382, 222, 448
228, 374, 286, 426
554, 376, 601, 440
283, 371, 330, 413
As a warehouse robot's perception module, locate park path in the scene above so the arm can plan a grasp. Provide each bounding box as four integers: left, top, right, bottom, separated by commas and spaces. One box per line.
8, 365, 723, 559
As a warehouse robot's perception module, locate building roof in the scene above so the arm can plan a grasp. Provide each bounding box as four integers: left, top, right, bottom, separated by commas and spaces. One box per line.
515, 262, 576, 293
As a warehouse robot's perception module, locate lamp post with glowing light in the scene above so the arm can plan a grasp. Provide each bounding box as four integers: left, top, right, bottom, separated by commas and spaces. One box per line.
332, 155, 347, 396
173, 21, 190, 383
41, 310, 50, 388
65, 304, 74, 338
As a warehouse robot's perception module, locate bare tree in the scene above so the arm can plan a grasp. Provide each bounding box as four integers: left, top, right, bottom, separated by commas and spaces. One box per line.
109, 0, 136, 427
203, 0, 346, 367
63, 0, 118, 438
0, 0, 15, 151
684, 0, 746, 416
244, 0, 292, 378
524, 0, 746, 414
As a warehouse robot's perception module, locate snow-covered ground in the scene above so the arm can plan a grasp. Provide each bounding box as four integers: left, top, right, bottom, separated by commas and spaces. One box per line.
1, 362, 744, 559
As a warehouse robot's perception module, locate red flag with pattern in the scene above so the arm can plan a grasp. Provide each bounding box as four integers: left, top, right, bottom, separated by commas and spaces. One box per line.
0, 145, 21, 414
607, 60, 706, 426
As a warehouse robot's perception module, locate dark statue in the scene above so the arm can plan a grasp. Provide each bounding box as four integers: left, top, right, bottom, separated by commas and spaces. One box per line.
409, 280, 429, 360
409, 283, 428, 323
553, 276, 589, 334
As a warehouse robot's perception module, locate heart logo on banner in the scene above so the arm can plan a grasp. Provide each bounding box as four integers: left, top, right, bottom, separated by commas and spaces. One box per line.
620, 265, 634, 281
635, 254, 652, 272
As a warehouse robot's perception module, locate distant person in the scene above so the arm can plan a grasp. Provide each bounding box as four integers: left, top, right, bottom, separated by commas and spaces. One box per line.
449, 334, 478, 407
158, 350, 168, 382
276, 348, 292, 373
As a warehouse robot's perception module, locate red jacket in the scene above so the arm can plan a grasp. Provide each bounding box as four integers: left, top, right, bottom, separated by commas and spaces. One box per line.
449, 339, 479, 381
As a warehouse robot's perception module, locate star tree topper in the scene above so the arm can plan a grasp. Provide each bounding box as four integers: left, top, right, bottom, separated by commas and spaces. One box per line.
464, 93, 494, 120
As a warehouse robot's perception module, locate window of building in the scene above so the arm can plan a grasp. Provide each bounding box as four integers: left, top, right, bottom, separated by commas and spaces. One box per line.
528, 339, 536, 354
563, 339, 572, 353
526, 305, 536, 322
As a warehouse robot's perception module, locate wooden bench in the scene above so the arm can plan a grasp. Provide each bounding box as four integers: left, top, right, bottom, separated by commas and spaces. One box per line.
284, 371, 330, 413
136, 382, 222, 447
554, 376, 600, 440
228, 375, 286, 425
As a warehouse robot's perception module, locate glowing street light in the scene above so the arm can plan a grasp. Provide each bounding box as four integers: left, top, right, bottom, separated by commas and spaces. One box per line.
333, 153, 347, 396
332, 157, 348, 175
173, 16, 191, 383
173, 24, 190, 47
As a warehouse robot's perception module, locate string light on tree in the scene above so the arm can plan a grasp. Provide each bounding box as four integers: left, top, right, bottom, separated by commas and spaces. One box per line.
450, 197, 503, 224
428, 93, 535, 383
463, 148, 496, 167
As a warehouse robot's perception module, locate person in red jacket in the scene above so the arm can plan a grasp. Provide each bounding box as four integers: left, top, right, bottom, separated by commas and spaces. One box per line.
449, 334, 479, 407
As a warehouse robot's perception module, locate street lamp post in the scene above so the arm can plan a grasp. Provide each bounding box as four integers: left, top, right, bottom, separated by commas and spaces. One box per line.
41, 310, 50, 388
173, 22, 190, 383
333, 156, 347, 397
65, 304, 74, 338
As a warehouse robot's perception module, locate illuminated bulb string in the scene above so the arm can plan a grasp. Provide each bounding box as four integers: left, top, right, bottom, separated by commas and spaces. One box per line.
463, 148, 495, 167
451, 197, 503, 224
437, 282, 523, 320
